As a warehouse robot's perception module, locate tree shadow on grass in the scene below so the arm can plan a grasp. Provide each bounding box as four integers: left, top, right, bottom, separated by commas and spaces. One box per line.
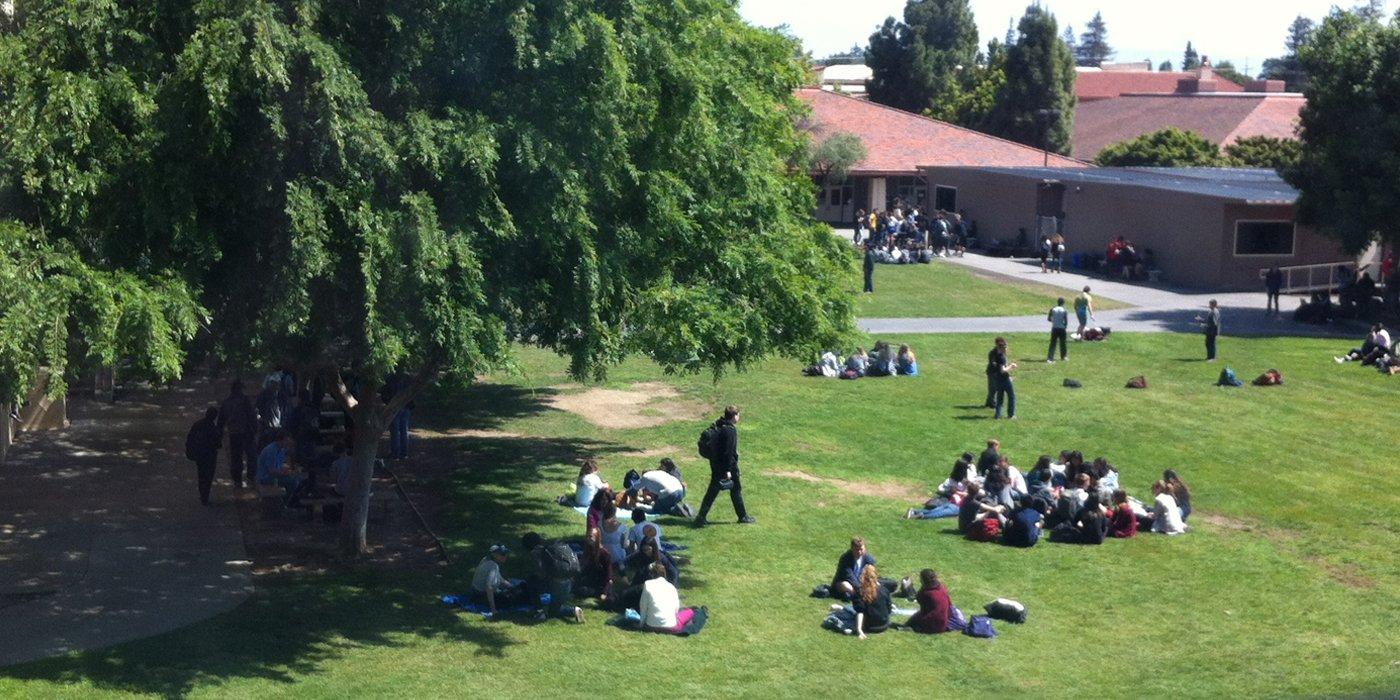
416, 382, 563, 432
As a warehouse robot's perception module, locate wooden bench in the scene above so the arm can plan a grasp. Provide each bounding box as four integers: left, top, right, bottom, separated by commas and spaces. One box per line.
299, 491, 395, 524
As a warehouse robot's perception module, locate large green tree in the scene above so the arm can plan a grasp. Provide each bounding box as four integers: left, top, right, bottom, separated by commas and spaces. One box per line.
1094, 128, 1224, 167
1261, 15, 1316, 91
1224, 136, 1302, 171
926, 38, 1006, 129
1182, 41, 1200, 70
0, 1, 203, 462
2, 0, 855, 554
1076, 11, 1114, 67
1286, 8, 1400, 253
985, 5, 1077, 154
864, 0, 978, 114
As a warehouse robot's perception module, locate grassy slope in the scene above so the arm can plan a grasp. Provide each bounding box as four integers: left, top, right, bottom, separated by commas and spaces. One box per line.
857, 262, 1130, 318
3, 334, 1398, 699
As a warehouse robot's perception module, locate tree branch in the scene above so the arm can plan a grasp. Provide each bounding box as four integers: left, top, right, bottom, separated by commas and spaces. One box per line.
322, 365, 358, 413
378, 366, 436, 424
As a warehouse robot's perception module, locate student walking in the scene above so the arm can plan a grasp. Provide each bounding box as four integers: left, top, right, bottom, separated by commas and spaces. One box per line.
694, 405, 754, 527
1265, 266, 1283, 316
185, 407, 223, 505
862, 243, 876, 294
216, 381, 257, 488
1051, 234, 1065, 273
988, 338, 1017, 419
1046, 298, 1069, 362
1074, 286, 1094, 337
1197, 300, 1221, 361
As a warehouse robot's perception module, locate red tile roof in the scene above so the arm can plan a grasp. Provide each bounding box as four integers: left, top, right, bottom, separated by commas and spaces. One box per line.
1075, 70, 1244, 101
796, 88, 1087, 176
1072, 94, 1304, 160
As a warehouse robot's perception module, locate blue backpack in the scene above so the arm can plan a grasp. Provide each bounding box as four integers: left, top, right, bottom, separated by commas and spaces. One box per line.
964, 615, 997, 639
1217, 367, 1243, 387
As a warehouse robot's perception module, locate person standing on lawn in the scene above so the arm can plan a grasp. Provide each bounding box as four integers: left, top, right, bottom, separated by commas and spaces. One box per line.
862, 242, 876, 294
1265, 266, 1284, 316
988, 337, 1017, 420
694, 405, 754, 527
1074, 286, 1094, 337
1197, 300, 1221, 362
1047, 297, 1069, 363
185, 407, 222, 505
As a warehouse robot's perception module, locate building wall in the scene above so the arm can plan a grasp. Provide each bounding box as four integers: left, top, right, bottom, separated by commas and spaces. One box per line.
924, 168, 1352, 291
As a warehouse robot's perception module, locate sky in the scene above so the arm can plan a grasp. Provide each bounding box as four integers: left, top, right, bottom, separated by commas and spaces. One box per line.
739, 0, 1390, 73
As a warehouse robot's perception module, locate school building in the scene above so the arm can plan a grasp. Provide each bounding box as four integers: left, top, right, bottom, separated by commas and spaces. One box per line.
919, 165, 1353, 291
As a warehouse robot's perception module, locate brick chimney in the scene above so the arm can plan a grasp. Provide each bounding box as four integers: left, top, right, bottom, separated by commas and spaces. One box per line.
1176, 57, 1220, 94
1245, 79, 1287, 93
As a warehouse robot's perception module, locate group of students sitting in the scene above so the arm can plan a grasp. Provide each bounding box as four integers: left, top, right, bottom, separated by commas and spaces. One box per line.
818, 537, 954, 639
855, 204, 970, 259
1334, 323, 1400, 374
904, 439, 1191, 546
467, 458, 703, 633
804, 340, 919, 379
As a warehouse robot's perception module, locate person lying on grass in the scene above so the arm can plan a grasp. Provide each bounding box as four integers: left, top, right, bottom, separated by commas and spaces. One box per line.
1334, 324, 1390, 365
906, 458, 972, 520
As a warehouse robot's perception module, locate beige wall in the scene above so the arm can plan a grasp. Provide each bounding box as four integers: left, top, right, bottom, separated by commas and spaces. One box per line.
924, 167, 1354, 291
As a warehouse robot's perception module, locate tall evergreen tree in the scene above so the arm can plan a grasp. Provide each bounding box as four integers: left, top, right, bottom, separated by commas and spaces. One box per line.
1261, 15, 1315, 90
985, 5, 1077, 154
864, 0, 979, 114
1287, 8, 1400, 253
1182, 41, 1200, 70
1076, 11, 1115, 66
1062, 25, 1077, 58
1159, 59, 1174, 71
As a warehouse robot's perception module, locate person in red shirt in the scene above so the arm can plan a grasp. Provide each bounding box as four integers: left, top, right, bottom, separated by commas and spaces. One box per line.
906, 569, 952, 634
1108, 489, 1138, 538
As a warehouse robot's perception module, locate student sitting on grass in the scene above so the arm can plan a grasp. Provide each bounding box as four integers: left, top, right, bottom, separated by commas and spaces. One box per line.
999, 456, 1029, 495
470, 543, 523, 615
831, 537, 876, 600
957, 482, 988, 534
577, 528, 614, 602
1335, 324, 1390, 365
569, 459, 608, 507
826, 566, 893, 639
1050, 493, 1110, 545
599, 503, 630, 564
845, 348, 869, 377
1002, 495, 1046, 548
639, 562, 700, 634
1026, 456, 1055, 497
976, 439, 1001, 476
867, 341, 896, 377
614, 537, 679, 612
906, 569, 953, 634
586, 488, 614, 533
633, 459, 688, 517
1163, 469, 1192, 521
1107, 489, 1138, 538
906, 460, 971, 520
1144, 481, 1188, 535
628, 511, 662, 552
896, 344, 919, 376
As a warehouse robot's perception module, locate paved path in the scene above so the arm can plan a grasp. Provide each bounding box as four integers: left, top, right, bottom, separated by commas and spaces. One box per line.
0, 381, 252, 667
861, 253, 1358, 338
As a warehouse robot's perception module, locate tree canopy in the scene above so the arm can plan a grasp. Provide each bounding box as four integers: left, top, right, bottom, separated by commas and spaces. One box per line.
1224, 136, 1302, 171
1261, 15, 1316, 91
864, 0, 979, 114
1094, 128, 1224, 167
1182, 41, 1200, 70
1, 0, 856, 551
985, 5, 1077, 154
1076, 11, 1114, 67
1287, 7, 1400, 253
807, 133, 868, 186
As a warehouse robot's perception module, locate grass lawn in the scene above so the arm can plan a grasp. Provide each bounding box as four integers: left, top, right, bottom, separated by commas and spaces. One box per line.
856, 261, 1130, 318
3, 333, 1398, 698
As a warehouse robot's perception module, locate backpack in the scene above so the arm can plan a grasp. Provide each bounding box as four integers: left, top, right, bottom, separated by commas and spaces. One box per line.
984, 598, 1027, 624
543, 540, 580, 577
967, 517, 1001, 542
1253, 369, 1283, 386
184, 426, 200, 461
1216, 368, 1243, 387
697, 423, 719, 460
964, 615, 997, 638
1063, 378, 1082, 388
1125, 375, 1148, 389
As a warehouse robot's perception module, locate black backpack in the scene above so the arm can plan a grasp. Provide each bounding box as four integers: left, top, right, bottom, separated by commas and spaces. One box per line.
697, 423, 719, 460
543, 541, 580, 577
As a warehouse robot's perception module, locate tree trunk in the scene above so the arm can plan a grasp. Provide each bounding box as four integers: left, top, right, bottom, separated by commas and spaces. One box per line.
0, 403, 12, 467
339, 380, 384, 557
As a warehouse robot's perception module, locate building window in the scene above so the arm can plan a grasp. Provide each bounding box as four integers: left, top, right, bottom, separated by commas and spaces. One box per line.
934, 185, 957, 212
1235, 221, 1295, 256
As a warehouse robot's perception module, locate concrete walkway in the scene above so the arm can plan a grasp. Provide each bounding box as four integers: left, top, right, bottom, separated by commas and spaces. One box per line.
862, 253, 1358, 338
0, 381, 252, 668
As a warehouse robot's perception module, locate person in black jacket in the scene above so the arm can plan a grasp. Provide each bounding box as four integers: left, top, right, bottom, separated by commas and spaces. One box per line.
185, 407, 223, 505
863, 243, 876, 294
694, 405, 754, 527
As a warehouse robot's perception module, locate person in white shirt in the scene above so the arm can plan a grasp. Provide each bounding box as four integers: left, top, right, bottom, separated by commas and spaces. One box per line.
1335, 323, 1391, 365
1148, 481, 1187, 535
574, 459, 608, 507
1046, 298, 1069, 363
470, 544, 520, 614
639, 563, 686, 631
635, 460, 687, 515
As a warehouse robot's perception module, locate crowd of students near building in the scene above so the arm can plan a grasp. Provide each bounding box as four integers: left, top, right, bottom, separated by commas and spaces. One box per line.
905, 440, 1191, 547
854, 203, 970, 262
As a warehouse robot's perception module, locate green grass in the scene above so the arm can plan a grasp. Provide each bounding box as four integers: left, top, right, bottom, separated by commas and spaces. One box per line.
857, 261, 1129, 318
3, 333, 1398, 698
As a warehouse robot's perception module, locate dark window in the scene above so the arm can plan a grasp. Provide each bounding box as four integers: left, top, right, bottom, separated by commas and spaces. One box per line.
934, 185, 957, 211
1235, 221, 1294, 256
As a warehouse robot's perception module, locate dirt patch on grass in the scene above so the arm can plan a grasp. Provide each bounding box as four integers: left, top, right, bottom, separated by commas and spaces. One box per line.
547, 382, 701, 429
1195, 512, 1299, 543
769, 469, 924, 501
412, 428, 522, 440
1306, 556, 1376, 589
618, 447, 677, 459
